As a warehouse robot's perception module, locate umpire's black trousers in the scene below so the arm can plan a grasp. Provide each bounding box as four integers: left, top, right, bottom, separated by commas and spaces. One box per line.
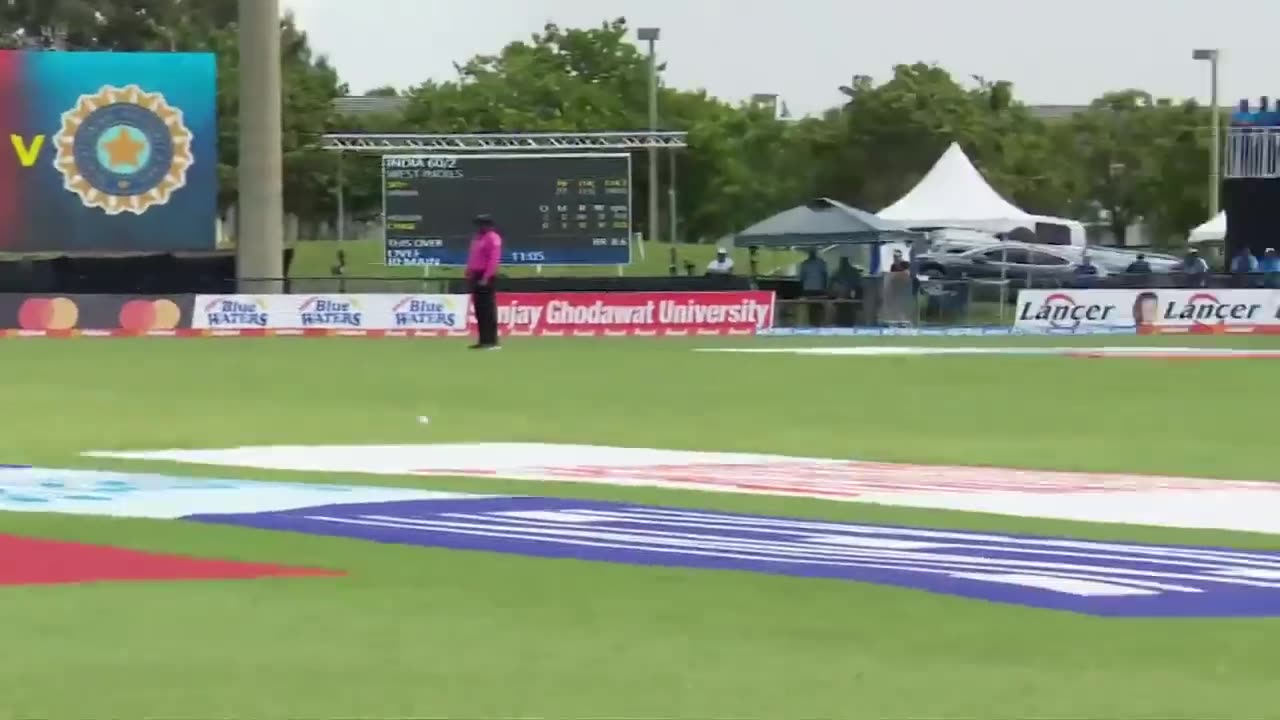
469, 272, 498, 346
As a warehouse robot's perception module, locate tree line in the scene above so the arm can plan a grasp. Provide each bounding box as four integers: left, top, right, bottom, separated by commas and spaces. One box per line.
2, 3, 1215, 248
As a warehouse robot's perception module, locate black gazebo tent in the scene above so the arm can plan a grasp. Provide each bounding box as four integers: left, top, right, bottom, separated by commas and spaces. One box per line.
734, 198, 919, 248
734, 198, 924, 323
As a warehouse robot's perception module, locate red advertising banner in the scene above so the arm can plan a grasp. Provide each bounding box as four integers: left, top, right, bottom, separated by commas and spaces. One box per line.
492, 291, 776, 336
0, 291, 777, 338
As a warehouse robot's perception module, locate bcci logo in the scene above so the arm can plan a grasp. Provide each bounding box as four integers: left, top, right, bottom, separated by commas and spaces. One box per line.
51, 84, 194, 215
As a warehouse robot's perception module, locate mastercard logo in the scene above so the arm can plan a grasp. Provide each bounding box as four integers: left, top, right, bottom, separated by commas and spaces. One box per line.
17, 297, 79, 330
118, 299, 182, 331
16, 297, 182, 331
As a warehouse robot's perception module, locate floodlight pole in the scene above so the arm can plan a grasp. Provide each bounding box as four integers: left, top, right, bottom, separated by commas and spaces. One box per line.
1193, 48, 1221, 216
639, 28, 661, 245
336, 151, 346, 242
238, 0, 284, 292
668, 150, 677, 243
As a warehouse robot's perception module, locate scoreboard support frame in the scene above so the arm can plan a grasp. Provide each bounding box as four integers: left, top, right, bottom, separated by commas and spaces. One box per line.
322, 131, 688, 153
321, 132, 688, 271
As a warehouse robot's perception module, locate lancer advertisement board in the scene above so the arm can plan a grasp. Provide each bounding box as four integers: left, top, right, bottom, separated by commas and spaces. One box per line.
1015, 289, 1280, 334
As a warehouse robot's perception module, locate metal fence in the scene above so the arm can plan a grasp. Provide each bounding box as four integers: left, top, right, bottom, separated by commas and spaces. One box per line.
268, 276, 453, 295
774, 278, 1012, 329
1226, 126, 1280, 179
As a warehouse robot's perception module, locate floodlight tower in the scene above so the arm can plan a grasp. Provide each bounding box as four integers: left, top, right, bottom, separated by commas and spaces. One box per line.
238, 0, 285, 292
1192, 48, 1222, 216
638, 27, 661, 244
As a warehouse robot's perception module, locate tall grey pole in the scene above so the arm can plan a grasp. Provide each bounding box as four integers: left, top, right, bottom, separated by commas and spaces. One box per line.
237, 0, 284, 293
336, 151, 346, 242
668, 150, 677, 243
646, 38, 660, 244
1209, 54, 1221, 217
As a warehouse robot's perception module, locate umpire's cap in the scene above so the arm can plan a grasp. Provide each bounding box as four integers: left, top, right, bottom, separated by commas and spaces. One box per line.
472, 213, 494, 228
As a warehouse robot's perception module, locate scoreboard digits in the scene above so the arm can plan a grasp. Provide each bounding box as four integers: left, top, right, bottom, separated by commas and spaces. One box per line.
382, 153, 632, 266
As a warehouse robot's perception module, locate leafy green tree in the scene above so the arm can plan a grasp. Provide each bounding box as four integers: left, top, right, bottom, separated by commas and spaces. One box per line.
821, 65, 991, 209
0, 0, 236, 50
403, 19, 651, 133
401, 19, 672, 238
1064, 90, 1210, 246
811, 64, 1080, 222
398, 18, 818, 241
670, 92, 822, 240
190, 12, 344, 219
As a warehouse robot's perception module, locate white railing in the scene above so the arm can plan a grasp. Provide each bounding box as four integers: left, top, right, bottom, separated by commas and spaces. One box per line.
1226, 127, 1280, 179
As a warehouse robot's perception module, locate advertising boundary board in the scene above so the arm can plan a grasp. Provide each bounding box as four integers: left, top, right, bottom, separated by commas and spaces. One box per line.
190, 291, 773, 336
489, 291, 774, 336
191, 294, 470, 332
1, 291, 776, 337
0, 294, 196, 332
1015, 288, 1280, 334
760, 327, 1138, 337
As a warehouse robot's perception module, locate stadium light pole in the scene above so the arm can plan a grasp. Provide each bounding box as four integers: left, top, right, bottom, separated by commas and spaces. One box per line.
1192, 48, 1221, 217
638, 27, 661, 245
238, 0, 285, 292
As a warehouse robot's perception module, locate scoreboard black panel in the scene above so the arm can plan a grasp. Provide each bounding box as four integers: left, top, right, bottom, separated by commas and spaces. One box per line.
382, 153, 632, 266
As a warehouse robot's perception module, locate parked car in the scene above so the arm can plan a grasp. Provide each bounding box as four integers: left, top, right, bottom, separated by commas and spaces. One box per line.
915, 243, 1093, 288
1064, 246, 1181, 275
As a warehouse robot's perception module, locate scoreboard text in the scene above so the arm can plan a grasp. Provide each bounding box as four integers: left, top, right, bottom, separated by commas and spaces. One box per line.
382, 153, 632, 266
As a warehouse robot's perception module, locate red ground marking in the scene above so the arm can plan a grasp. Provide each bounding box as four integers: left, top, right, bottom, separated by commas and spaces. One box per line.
0, 534, 343, 587
1068, 351, 1280, 360
1141, 325, 1280, 336
414, 460, 1279, 500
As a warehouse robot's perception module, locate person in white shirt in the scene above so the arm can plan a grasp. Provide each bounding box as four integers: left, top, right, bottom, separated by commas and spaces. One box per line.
1180, 248, 1210, 288
706, 247, 735, 275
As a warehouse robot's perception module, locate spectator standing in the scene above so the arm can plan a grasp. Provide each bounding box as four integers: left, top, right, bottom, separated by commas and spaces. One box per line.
797, 249, 829, 327
706, 247, 735, 275
1231, 246, 1260, 287
1125, 253, 1152, 275
884, 250, 915, 326
1180, 248, 1210, 288
829, 257, 863, 326
1261, 248, 1280, 288
1124, 253, 1152, 288
1074, 253, 1100, 287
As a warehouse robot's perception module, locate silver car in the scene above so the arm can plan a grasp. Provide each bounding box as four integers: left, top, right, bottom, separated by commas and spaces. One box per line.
1062, 246, 1181, 275
915, 243, 1096, 287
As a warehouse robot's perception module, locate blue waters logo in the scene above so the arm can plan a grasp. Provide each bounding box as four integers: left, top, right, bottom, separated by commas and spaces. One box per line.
202, 297, 269, 327
391, 296, 462, 329
298, 296, 362, 327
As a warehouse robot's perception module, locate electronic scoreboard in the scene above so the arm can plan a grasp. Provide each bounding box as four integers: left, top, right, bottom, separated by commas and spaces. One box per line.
382, 153, 632, 266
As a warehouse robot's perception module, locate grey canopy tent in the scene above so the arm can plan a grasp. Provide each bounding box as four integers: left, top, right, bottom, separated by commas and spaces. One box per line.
733, 197, 920, 249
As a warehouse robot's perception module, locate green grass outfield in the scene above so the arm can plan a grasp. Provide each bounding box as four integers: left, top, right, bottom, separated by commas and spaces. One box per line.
2, 334, 1279, 718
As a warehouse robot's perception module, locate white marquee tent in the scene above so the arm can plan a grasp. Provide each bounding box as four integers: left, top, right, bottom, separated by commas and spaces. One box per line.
1188, 211, 1226, 244
878, 143, 1087, 246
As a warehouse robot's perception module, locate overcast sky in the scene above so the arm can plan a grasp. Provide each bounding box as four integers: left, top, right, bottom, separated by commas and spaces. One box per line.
282, 0, 1278, 116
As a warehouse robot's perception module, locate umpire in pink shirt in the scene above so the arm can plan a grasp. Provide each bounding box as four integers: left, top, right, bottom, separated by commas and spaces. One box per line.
466, 214, 502, 349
